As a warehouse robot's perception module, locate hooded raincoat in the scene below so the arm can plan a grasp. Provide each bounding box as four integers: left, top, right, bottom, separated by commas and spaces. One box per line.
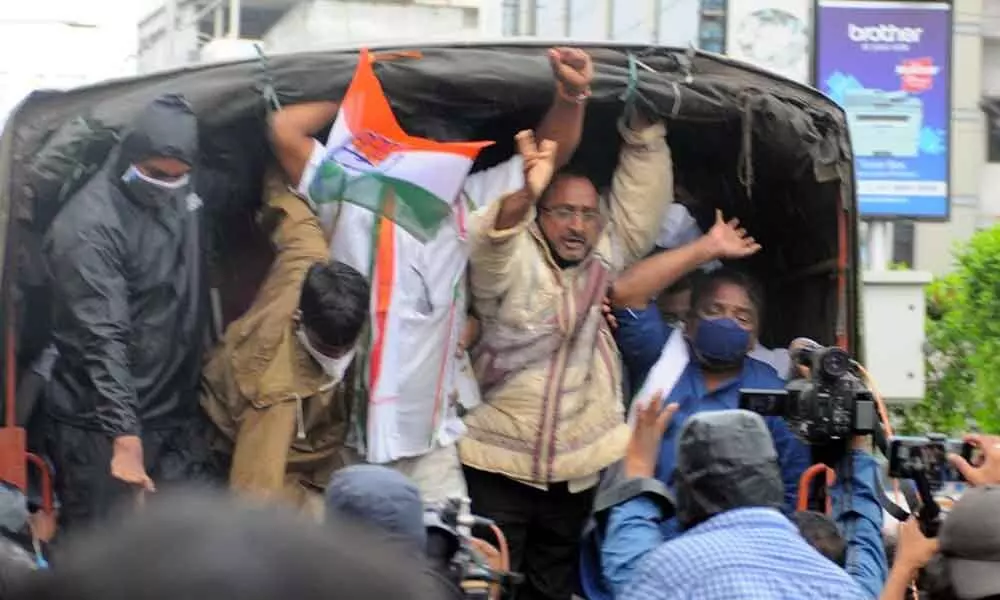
43, 94, 208, 438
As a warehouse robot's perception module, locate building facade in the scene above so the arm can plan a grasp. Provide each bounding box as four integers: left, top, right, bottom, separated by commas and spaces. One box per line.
493, 0, 990, 277
1, 10, 138, 126
137, 0, 485, 73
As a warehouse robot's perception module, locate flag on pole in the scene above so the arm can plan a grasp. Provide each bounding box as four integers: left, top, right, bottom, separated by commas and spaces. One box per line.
307, 48, 493, 243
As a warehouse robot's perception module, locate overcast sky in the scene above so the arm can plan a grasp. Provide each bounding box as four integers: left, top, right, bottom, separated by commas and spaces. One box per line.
0, 0, 161, 122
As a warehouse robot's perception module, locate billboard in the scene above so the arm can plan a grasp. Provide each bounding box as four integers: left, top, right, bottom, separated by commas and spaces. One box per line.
726, 0, 813, 83
816, 0, 952, 219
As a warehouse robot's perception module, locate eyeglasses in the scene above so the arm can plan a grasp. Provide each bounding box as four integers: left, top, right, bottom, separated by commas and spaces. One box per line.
540, 206, 602, 224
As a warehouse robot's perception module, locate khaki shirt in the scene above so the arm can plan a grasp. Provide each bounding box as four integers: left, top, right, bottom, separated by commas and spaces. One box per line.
201, 174, 350, 511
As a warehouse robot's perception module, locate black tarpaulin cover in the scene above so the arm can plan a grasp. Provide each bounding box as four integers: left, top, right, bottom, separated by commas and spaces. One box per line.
0, 40, 858, 371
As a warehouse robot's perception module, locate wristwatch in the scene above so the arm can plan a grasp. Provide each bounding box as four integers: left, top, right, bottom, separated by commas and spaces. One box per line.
557, 82, 591, 105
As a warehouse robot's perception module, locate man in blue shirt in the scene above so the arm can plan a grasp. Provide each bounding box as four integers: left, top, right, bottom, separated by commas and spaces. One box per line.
578, 211, 812, 598
608, 211, 810, 514
607, 408, 866, 600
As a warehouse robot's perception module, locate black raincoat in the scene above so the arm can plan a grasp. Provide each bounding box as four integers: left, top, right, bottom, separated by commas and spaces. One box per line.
42, 95, 209, 438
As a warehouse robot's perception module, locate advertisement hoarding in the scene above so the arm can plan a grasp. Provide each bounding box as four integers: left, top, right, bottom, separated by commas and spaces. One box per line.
726, 0, 813, 84
816, 0, 952, 219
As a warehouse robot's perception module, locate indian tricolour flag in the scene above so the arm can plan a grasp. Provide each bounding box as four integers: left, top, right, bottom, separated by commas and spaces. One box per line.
306, 48, 493, 463
307, 48, 493, 242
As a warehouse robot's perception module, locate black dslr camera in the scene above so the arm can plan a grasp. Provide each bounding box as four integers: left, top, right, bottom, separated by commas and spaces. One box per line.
739, 343, 878, 446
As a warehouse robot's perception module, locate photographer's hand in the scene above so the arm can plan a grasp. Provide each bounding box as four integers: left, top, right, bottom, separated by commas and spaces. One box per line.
625, 393, 678, 479
948, 433, 1000, 486
880, 517, 938, 600
898, 514, 938, 569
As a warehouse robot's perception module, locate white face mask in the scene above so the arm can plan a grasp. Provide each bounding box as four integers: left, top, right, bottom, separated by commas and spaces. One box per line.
296, 327, 355, 382
122, 164, 191, 189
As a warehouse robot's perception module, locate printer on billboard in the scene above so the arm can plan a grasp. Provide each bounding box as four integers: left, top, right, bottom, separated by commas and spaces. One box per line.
844, 89, 923, 158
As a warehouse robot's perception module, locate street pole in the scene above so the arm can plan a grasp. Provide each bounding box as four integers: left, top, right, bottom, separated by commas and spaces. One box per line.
214, 2, 224, 38
564, 0, 573, 37
526, 0, 538, 36
229, 0, 241, 38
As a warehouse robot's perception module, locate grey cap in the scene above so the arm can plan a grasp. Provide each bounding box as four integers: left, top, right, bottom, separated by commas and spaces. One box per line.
325, 465, 426, 550
940, 485, 1000, 600
0, 482, 29, 534
675, 409, 784, 528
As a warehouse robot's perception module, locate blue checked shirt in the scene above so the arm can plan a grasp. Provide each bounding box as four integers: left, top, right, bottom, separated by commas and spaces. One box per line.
619, 507, 868, 600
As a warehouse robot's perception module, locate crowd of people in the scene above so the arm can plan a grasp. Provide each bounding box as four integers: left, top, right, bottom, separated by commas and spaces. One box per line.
2, 46, 999, 600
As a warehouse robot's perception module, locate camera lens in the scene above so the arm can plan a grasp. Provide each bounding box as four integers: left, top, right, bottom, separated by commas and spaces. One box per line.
819, 348, 850, 378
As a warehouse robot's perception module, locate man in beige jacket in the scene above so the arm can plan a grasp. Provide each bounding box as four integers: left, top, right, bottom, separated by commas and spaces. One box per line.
461, 112, 672, 600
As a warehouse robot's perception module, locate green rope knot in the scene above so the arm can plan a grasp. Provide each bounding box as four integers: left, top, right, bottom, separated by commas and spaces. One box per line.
619, 52, 640, 117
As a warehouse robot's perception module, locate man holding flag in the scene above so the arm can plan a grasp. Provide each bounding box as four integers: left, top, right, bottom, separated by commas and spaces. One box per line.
265, 47, 592, 505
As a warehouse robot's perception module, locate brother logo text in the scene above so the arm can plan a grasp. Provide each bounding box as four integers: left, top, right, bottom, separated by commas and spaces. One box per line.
848, 23, 924, 43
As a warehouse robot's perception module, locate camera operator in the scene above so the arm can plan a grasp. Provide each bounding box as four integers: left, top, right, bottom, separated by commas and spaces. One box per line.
828, 436, 891, 597
784, 350, 889, 596
603, 405, 865, 599
881, 434, 1000, 600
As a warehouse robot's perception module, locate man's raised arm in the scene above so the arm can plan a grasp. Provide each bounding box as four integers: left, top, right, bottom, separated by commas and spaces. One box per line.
535, 48, 592, 169
605, 112, 671, 271
611, 211, 761, 308
468, 131, 557, 301
269, 101, 340, 187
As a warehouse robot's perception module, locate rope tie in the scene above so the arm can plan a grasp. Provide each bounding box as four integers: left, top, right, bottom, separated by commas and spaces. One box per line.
737, 92, 756, 201
619, 52, 640, 119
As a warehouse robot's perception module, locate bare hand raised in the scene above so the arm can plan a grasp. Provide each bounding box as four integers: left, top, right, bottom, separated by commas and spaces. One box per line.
625, 392, 679, 479
548, 47, 594, 95
515, 130, 558, 202
948, 433, 1000, 487
704, 209, 762, 260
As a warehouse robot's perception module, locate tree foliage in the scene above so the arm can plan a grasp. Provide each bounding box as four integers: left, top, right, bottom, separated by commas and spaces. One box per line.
895, 226, 1000, 435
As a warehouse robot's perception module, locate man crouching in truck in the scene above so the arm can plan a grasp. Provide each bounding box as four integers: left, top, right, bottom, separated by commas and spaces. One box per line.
42, 95, 219, 531
200, 169, 370, 514
460, 107, 671, 599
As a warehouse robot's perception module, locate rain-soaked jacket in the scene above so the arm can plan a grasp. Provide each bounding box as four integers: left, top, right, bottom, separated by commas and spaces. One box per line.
43, 95, 208, 437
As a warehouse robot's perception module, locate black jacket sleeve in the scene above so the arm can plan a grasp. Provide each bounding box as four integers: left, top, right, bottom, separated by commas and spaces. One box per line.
47, 230, 139, 437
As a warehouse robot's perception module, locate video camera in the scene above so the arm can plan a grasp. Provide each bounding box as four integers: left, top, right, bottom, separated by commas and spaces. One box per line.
425, 497, 523, 600
739, 342, 878, 447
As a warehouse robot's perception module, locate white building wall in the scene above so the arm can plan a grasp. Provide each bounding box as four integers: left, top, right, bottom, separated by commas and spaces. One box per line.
910, 0, 1000, 277
263, 0, 480, 53
137, 2, 202, 74
980, 1, 1000, 225
491, 0, 718, 55
0, 15, 137, 125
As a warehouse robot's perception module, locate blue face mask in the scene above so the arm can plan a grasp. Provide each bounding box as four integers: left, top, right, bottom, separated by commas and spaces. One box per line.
690, 317, 750, 369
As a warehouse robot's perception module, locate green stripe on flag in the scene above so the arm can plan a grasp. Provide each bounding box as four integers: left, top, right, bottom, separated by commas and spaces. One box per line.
308, 158, 452, 243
